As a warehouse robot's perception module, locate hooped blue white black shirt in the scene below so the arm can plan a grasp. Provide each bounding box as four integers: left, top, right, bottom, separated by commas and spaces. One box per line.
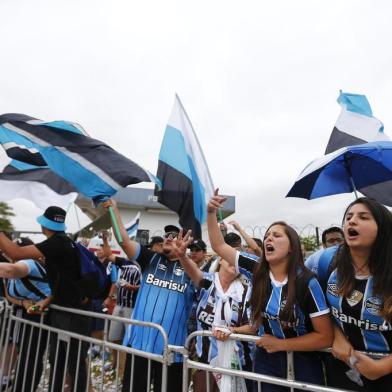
306, 246, 392, 353
196, 271, 253, 367
236, 252, 329, 339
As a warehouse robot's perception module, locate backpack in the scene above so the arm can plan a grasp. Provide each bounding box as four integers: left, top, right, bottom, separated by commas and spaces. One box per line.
73, 242, 111, 300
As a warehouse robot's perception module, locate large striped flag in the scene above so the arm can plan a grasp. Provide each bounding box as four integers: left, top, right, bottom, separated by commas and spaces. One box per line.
0, 113, 159, 203
325, 91, 388, 154
325, 91, 392, 206
0, 159, 77, 209
155, 95, 214, 239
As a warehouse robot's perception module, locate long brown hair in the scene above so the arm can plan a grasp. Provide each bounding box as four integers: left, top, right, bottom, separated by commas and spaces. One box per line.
250, 221, 310, 326
333, 197, 392, 322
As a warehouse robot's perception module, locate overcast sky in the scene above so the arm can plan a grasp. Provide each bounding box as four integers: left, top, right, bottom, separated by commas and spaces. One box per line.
1, 0, 391, 238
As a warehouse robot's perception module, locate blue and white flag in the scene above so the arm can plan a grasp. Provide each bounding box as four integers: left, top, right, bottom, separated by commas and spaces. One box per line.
155, 95, 214, 239
0, 159, 77, 209
0, 113, 159, 203
125, 212, 140, 239
324, 91, 392, 206
325, 91, 388, 154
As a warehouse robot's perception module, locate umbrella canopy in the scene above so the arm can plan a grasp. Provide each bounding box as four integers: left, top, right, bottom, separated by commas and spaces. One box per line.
287, 141, 392, 200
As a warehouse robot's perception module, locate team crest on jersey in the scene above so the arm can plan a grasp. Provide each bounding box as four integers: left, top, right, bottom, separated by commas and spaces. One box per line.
231, 303, 239, 312
346, 290, 363, 307
364, 296, 382, 315
174, 267, 184, 276
280, 299, 287, 310
327, 283, 339, 297
157, 263, 167, 271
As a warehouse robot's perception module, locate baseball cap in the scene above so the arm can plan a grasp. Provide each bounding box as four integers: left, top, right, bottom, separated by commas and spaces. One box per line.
37, 206, 67, 232
147, 236, 164, 248
188, 239, 207, 251
164, 225, 180, 234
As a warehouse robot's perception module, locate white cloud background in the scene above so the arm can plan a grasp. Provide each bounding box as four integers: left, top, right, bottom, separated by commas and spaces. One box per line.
1, 0, 391, 237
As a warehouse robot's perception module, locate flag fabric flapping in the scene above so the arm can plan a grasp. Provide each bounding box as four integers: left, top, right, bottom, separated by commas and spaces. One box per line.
0, 113, 159, 202
325, 91, 388, 154
324, 92, 392, 206
125, 212, 140, 239
155, 95, 214, 239
0, 159, 77, 209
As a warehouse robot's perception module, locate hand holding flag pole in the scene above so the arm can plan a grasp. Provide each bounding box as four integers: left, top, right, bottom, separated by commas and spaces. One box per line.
99, 197, 123, 243
209, 189, 227, 221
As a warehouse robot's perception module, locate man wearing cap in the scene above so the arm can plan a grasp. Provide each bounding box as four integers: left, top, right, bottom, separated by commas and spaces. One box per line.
103, 199, 194, 392
147, 236, 164, 254
188, 239, 208, 269
0, 206, 91, 392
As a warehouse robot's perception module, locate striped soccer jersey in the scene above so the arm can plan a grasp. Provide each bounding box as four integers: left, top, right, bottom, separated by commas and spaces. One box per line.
114, 263, 141, 308
7, 259, 51, 301
236, 253, 329, 338
196, 272, 253, 367
123, 245, 194, 362
312, 247, 392, 353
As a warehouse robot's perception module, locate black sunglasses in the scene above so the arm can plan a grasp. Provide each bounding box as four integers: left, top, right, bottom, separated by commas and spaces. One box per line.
164, 232, 178, 239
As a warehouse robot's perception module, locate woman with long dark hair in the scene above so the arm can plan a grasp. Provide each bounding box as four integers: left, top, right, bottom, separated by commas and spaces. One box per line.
207, 192, 333, 391
310, 197, 392, 390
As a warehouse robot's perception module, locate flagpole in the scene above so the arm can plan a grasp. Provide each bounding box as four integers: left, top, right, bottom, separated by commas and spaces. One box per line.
217, 209, 223, 222
108, 206, 123, 243
74, 203, 81, 229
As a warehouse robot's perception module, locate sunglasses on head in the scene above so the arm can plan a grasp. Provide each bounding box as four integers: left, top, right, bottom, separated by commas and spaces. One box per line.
164, 231, 178, 239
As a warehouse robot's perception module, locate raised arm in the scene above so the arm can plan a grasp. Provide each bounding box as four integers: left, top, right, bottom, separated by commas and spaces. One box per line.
207, 192, 237, 266
229, 220, 262, 256
103, 199, 139, 260
0, 261, 30, 279
171, 230, 203, 286
0, 234, 43, 262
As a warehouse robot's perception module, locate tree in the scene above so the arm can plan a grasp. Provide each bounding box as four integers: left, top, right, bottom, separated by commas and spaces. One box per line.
0, 202, 15, 231
300, 234, 318, 252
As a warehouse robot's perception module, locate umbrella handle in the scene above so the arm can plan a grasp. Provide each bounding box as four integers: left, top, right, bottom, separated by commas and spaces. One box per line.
349, 176, 359, 199
109, 206, 123, 243
344, 157, 359, 199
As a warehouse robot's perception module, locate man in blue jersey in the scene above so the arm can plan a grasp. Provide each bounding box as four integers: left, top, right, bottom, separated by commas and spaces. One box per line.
104, 199, 195, 392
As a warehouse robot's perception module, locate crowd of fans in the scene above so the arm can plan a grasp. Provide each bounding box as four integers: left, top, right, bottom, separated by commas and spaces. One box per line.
0, 194, 391, 392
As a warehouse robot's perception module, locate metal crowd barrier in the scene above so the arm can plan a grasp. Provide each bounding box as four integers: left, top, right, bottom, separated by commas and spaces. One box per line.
0, 299, 170, 392
180, 330, 388, 392
0, 298, 389, 392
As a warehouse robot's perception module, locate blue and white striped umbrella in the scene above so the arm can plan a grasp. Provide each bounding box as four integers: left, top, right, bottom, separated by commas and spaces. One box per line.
287, 141, 392, 200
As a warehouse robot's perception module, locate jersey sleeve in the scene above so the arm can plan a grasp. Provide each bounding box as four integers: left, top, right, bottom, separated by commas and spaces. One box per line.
235, 251, 258, 274
110, 264, 118, 283
306, 246, 338, 289
304, 277, 330, 318
304, 249, 322, 274
134, 244, 155, 271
